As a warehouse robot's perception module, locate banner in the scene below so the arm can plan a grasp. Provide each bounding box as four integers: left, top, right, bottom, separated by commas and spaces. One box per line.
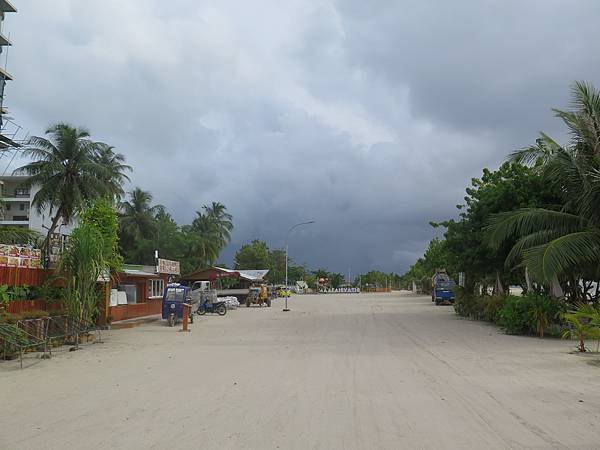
323, 287, 360, 294
157, 258, 180, 275
0, 244, 42, 269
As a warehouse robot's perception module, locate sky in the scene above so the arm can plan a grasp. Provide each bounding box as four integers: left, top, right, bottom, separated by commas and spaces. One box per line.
3, 0, 600, 275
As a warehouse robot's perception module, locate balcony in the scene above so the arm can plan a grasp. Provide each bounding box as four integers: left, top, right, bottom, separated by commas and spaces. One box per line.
0, 32, 11, 47
0, 0, 17, 13
0, 217, 29, 226
0, 66, 12, 82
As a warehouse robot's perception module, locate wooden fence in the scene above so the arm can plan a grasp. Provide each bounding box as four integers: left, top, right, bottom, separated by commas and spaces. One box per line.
5, 299, 64, 314
0, 267, 52, 287
109, 299, 162, 322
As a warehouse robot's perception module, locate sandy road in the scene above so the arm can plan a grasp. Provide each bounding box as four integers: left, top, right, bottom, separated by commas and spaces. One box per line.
1, 292, 600, 449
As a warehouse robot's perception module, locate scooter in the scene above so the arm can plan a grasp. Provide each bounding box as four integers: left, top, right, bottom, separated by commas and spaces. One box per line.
197, 299, 227, 316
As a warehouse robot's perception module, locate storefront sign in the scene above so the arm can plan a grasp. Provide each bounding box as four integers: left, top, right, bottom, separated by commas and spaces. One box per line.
324, 287, 360, 294
157, 258, 180, 275
0, 244, 41, 268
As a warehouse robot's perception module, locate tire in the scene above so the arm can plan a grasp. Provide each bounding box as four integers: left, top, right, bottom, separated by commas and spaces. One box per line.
217, 304, 227, 316
168, 314, 176, 327
197, 307, 207, 316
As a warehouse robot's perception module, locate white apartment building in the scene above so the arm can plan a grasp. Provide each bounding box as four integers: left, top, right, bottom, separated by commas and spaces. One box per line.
0, 175, 76, 237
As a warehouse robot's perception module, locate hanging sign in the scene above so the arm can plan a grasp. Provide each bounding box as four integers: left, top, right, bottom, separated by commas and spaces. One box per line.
157, 258, 180, 275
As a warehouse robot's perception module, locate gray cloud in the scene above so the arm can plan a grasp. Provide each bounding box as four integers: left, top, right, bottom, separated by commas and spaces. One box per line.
5, 0, 600, 274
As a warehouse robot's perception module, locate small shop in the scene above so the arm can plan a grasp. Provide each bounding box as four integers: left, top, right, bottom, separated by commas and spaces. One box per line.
106, 259, 180, 322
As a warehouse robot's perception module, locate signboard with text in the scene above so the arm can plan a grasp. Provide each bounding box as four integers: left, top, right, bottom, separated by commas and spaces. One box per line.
157, 258, 180, 275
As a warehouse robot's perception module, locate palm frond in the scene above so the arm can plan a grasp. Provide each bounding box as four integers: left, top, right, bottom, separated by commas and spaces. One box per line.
524, 231, 600, 281
485, 208, 587, 249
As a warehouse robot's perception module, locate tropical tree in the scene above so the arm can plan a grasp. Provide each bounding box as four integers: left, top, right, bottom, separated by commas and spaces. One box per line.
487, 82, 600, 295
185, 202, 234, 269
119, 188, 160, 259
235, 239, 271, 269
17, 123, 128, 253
93, 144, 131, 202
203, 202, 233, 248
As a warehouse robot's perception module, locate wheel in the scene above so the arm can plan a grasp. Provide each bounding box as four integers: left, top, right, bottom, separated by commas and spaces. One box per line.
217, 304, 227, 316
168, 314, 176, 327
197, 307, 207, 316
266, 298, 271, 307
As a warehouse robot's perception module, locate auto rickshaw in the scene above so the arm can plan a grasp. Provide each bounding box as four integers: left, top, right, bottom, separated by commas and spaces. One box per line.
162, 283, 195, 327
245, 284, 271, 307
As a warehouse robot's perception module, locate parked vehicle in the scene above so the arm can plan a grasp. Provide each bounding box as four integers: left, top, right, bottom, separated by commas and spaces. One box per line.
162, 283, 195, 327
431, 279, 456, 305
245, 285, 271, 307
197, 299, 227, 315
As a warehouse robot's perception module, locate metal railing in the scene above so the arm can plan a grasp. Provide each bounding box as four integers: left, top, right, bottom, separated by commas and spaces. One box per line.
0, 315, 103, 369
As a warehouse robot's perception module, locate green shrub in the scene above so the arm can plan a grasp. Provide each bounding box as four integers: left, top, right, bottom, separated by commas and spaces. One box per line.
497, 295, 531, 334
497, 294, 563, 336
483, 295, 505, 323
454, 289, 486, 320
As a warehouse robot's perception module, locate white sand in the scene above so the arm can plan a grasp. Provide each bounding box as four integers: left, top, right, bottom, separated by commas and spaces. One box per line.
1, 292, 600, 449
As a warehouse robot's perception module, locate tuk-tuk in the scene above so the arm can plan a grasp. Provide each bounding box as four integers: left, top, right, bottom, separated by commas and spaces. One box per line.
162, 283, 194, 327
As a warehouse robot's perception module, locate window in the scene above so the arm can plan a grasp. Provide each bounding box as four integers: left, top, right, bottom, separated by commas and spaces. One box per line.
19, 203, 25, 211
5, 204, 10, 211
148, 279, 165, 298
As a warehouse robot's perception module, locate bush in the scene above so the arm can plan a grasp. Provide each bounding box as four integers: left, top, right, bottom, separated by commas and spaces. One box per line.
483, 295, 505, 323
454, 288, 486, 320
497, 294, 564, 336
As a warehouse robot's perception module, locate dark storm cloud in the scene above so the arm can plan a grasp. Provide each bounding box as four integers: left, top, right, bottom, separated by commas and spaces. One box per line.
5, 0, 600, 274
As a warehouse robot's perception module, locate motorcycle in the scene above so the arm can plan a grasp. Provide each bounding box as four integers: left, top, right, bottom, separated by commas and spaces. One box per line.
197, 299, 227, 316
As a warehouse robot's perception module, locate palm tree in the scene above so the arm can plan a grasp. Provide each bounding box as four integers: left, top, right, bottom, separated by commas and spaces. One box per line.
203, 201, 233, 248
17, 123, 108, 250
186, 203, 233, 268
0, 226, 40, 244
487, 82, 600, 288
93, 144, 131, 202
119, 188, 160, 245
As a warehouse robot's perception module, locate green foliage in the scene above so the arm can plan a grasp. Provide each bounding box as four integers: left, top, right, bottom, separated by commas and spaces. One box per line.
235, 240, 271, 270
58, 222, 106, 324
360, 270, 398, 289
561, 303, 600, 352
483, 296, 506, 323
32, 284, 65, 303
0, 226, 40, 245
18, 123, 131, 254
487, 82, 600, 292
453, 288, 486, 320
0, 285, 10, 306
118, 190, 233, 273
80, 198, 123, 275
496, 294, 563, 336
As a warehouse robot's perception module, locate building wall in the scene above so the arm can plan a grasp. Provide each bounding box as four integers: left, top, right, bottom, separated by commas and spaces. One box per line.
0, 175, 77, 236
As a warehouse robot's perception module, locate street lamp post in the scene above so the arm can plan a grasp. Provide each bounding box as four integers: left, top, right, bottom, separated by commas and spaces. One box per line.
284, 220, 315, 311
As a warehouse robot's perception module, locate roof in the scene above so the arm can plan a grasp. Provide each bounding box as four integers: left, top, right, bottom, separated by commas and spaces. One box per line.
121, 264, 159, 278
181, 266, 269, 282
215, 267, 269, 281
